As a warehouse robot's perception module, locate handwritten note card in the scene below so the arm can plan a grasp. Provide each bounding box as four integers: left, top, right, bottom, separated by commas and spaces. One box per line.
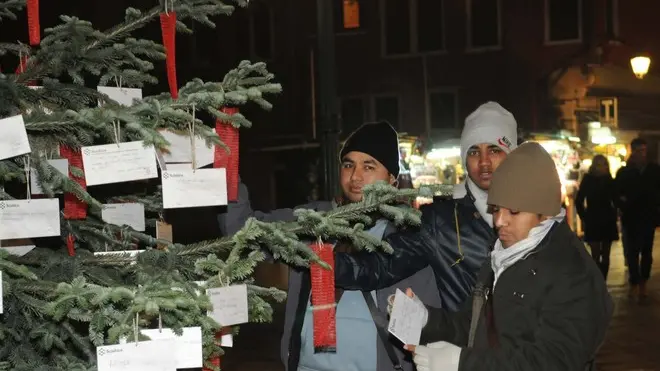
0, 115, 31, 161
387, 289, 426, 346
82, 141, 158, 186
207, 284, 249, 326
96, 339, 177, 371
159, 130, 214, 168
30, 158, 69, 195
139, 327, 203, 368
0, 199, 60, 240
0, 244, 36, 256
98, 86, 143, 107
162, 168, 227, 209
102, 203, 145, 231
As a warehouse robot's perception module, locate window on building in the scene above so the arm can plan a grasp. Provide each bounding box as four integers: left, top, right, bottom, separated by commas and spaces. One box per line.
341, 98, 366, 136
383, 0, 411, 55
467, 0, 501, 49
373, 96, 400, 129
334, 0, 363, 31
545, 0, 582, 43
605, 0, 619, 39
382, 0, 444, 55
429, 91, 458, 129
417, 0, 444, 52
250, 2, 274, 59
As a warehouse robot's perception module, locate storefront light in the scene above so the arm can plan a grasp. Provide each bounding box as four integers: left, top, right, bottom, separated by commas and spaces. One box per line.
426, 147, 461, 160
630, 55, 651, 79
591, 135, 616, 145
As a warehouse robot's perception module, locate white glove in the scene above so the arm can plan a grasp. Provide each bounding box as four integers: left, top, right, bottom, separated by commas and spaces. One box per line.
413, 341, 461, 371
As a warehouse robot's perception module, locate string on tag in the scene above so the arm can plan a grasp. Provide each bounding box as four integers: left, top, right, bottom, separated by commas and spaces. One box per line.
133, 313, 139, 345
112, 120, 121, 146
164, 0, 170, 14
104, 243, 108, 252
188, 104, 197, 171
113, 76, 123, 89
23, 156, 31, 200
19, 49, 25, 74
158, 313, 163, 333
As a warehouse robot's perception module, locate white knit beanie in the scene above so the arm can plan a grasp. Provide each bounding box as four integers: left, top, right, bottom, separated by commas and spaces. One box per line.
460, 102, 518, 164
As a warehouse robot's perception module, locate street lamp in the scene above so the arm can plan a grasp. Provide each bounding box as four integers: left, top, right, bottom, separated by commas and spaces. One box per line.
630, 55, 651, 79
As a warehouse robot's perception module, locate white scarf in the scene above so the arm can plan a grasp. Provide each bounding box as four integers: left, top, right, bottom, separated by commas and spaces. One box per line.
453, 178, 492, 227
491, 209, 566, 287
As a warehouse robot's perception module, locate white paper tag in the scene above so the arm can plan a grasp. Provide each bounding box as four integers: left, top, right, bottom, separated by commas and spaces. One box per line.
0, 199, 60, 240
0, 244, 36, 256
96, 339, 177, 371
207, 284, 249, 326
97, 86, 143, 107
0, 115, 31, 161
220, 333, 233, 347
102, 203, 145, 231
81, 141, 158, 186
139, 327, 203, 368
162, 168, 227, 209
30, 158, 69, 195
159, 130, 214, 168
387, 289, 426, 346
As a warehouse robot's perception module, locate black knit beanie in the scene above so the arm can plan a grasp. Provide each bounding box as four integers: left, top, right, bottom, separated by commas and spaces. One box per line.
339, 121, 400, 177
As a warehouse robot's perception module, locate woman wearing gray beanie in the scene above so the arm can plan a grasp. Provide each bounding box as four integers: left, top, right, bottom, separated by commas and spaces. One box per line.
409, 142, 613, 371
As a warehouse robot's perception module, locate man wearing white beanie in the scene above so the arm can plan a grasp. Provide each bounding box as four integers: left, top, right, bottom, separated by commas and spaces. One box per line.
335, 102, 519, 315
454, 101, 518, 226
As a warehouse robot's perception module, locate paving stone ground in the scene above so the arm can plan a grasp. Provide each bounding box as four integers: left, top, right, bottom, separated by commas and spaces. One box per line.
222, 234, 660, 371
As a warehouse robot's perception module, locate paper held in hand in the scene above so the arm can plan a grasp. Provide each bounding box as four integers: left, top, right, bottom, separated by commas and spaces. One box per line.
161, 168, 227, 209
96, 339, 177, 371
0, 115, 31, 161
387, 289, 426, 346
0, 199, 60, 240
81, 141, 158, 186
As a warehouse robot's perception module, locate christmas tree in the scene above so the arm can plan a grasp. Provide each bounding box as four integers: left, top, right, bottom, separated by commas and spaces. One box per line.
0, 1, 434, 369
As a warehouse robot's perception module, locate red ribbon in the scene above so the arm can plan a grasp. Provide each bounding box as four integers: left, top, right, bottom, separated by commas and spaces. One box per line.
159, 12, 178, 99
310, 242, 337, 352
66, 234, 76, 257
27, 0, 40, 46
202, 327, 231, 371
214, 107, 239, 201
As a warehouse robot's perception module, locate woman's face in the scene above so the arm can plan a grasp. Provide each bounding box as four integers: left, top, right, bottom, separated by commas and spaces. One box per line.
593, 157, 609, 175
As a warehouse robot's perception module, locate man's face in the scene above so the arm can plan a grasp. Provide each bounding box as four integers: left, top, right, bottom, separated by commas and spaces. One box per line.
631, 144, 648, 164
465, 144, 508, 190
340, 151, 394, 202
492, 206, 547, 248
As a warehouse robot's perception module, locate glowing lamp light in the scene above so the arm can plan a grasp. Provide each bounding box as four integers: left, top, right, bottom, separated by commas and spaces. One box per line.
630, 56, 651, 79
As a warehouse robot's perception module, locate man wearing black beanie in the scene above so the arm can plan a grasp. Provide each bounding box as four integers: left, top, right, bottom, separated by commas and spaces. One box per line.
338, 121, 400, 202
218, 121, 441, 371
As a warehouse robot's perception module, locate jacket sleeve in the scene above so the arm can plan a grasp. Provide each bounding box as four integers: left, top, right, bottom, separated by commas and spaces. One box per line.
333, 204, 440, 290
419, 297, 472, 347
457, 269, 613, 371
218, 179, 298, 237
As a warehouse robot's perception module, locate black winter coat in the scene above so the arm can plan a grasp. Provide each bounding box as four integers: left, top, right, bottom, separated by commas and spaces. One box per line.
335, 189, 497, 312
575, 173, 619, 242
420, 222, 613, 371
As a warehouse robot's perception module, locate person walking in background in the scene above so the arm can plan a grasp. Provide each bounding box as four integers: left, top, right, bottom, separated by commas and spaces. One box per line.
616, 138, 660, 299
576, 155, 619, 280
